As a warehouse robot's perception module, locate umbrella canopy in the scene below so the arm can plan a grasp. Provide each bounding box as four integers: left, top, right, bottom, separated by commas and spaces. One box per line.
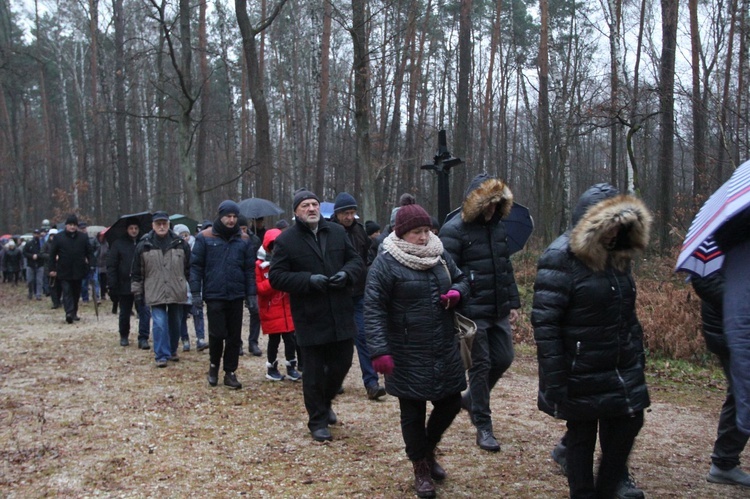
169, 214, 198, 234
238, 198, 284, 220
443, 202, 533, 255
86, 225, 107, 238
319, 202, 335, 219
676, 159, 750, 276
105, 211, 153, 245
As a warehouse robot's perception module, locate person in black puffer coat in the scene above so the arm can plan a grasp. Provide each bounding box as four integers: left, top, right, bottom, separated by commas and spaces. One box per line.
692, 272, 750, 487
532, 183, 652, 499
365, 199, 469, 499
49, 214, 92, 323
439, 173, 520, 452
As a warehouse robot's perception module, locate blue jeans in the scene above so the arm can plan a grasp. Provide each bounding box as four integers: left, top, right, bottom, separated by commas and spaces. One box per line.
465, 315, 515, 431
26, 267, 44, 298
181, 303, 205, 341
152, 304, 183, 362
352, 295, 379, 388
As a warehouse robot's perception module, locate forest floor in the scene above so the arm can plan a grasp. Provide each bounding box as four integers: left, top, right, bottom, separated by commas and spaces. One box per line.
0, 282, 747, 498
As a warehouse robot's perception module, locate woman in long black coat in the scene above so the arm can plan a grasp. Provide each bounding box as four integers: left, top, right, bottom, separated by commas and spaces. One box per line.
532, 183, 652, 499
365, 199, 469, 499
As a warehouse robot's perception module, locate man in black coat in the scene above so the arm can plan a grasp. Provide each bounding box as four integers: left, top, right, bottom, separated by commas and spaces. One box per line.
49, 214, 92, 324
331, 191, 385, 401
269, 189, 364, 442
107, 220, 151, 349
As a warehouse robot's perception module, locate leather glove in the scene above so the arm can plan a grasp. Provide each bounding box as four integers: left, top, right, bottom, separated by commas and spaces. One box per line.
372, 355, 395, 375
191, 294, 203, 308
309, 274, 329, 292
327, 271, 348, 289
440, 289, 461, 309
245, 295, 259, 314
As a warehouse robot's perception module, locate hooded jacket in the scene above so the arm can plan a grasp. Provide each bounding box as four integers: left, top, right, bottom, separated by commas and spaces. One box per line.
439, 174, 520, 320
256, 229, 294, 334
531, 183, 652, 421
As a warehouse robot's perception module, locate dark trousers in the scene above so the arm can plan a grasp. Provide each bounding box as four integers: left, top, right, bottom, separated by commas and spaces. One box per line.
118, 294, 151, 341
712, 351, 750, 470
466, 316, 515, 430
300, 339, 353, 431
248, 310, 261, 346
49, 277, 61, 308
60, 279, 82, 319
206, 299, 244, 373
398, 392, 462, 461
566, 411, 644, 499
267, 332, 297, 363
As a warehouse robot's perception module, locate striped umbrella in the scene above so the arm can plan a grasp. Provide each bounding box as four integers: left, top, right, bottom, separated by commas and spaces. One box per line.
676, 159, 750, 276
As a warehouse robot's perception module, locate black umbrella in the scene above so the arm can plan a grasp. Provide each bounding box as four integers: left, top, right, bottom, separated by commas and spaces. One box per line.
443, 202, 533, 255
105, 211, 153, 246
238, 198, 284, 220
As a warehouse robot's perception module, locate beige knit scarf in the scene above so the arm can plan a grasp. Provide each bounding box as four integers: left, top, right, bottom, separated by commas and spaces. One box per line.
382, 231, 444, 270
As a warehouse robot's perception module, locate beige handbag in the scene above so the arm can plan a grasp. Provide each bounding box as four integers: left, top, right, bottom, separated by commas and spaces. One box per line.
440, 258, 476, 370
454, 312, 476, 370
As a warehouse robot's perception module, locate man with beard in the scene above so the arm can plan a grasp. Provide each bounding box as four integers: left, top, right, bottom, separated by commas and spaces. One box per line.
49, 214, 92, 324
269, 189, 364, 442
190, 200, 257, 389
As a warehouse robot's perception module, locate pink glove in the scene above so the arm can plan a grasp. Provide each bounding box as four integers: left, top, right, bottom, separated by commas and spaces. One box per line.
372, 355, 395, 375
440, 289, 461, 309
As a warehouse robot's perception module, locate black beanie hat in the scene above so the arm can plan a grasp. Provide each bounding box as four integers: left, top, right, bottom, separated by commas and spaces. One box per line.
365, 220, 381, 236
293, 188, 319, 211
333, 192, 357, 213
65, 214, 78, 226
394, 198, 432, 238
218, 200, 240, 217
237, 214, 248, 227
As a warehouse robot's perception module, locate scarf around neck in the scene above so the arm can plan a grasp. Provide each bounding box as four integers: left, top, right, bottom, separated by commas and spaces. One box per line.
382, 231, 444, 270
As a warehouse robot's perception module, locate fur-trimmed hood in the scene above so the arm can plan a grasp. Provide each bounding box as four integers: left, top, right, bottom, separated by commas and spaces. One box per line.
570, 193, 652, 272
461, 174, 513, 223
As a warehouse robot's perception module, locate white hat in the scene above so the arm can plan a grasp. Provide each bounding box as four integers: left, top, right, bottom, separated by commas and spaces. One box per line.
49, 228, 58, 235
173, 224, 190, 236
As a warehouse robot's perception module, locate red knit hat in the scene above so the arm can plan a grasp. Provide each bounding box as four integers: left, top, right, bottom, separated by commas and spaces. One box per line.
394, 198, 432, 238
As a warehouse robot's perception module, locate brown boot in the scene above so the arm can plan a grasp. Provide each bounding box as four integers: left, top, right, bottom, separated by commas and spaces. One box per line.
426, 449, 446, 481
412, 458, 436, 498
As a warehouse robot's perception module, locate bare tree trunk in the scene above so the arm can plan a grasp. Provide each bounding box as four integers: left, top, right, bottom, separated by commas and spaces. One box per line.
196, 0, 210, 215
689, 0, 707, 201
455, 0, 472, 166
537, 0, 553, 243
478, 0, 502, 173
112, 0, 130, 212
351, 0, 374, 218
236, 0, 287, 201
717, 0, 739, 184
314, 0, 332, 196
658, 0, 679, 253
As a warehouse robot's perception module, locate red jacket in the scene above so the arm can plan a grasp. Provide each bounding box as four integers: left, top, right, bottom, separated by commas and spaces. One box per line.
256, 229, 294, 334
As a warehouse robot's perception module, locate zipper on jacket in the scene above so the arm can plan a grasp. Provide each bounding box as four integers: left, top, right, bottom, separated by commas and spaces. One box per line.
571, 341, 581, 372
403, 316, 409, 344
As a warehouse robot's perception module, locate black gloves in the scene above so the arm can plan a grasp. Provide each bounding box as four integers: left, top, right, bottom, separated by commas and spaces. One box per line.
309, 274, 329, 292
245, 295, 259, 314
328, 271, 348, 289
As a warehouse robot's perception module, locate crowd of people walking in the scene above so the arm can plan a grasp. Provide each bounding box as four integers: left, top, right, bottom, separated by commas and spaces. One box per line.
4, 175, 750, 499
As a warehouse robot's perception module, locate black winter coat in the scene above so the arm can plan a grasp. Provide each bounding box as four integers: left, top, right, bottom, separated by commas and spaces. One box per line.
23, 237, 44, 269
190, 226, 257, 302
48, 230, 92, 280
691, 272, 726, 357
364, 249, 469, 401
440, 175, 520, 320
332, 219, 371, 297
532, 185, 652, 421
269, 218, 364, 347
106, 235, 140, 296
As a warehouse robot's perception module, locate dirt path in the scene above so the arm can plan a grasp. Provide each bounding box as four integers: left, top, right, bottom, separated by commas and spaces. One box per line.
0, 285, 745, 497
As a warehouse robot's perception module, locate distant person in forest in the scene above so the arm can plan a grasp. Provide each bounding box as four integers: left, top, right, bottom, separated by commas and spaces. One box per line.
41, 229, 61, 309
174, 224, 207, 353
48, 214, 92, 324
23, 229, 44, 300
